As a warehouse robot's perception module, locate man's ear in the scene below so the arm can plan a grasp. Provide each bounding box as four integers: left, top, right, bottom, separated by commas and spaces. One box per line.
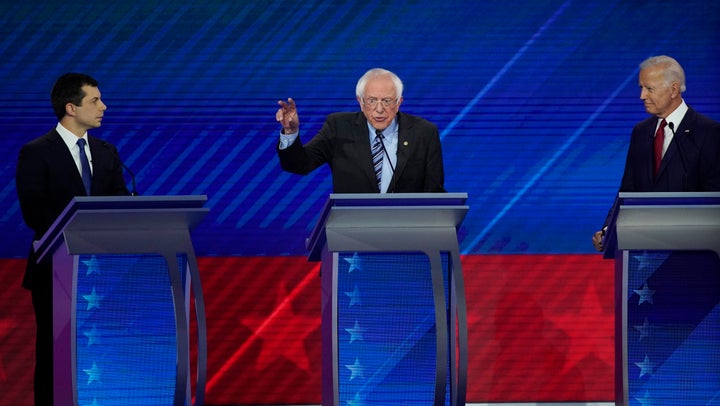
670, 82, 681, 99
65, 102, 76, 117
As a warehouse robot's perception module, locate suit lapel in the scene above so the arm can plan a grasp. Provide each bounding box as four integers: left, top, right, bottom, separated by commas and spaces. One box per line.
350, 112, 413, 192
350, 113, 379, 190
47, 130, 88, 195
657, 108, 695, 180
674, 107, 696, 139
635, 119, 657, 185
390, 112, 412, 191
88, 135, 102, 192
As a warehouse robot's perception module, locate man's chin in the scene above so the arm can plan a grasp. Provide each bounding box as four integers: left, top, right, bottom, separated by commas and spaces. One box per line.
372, 120, 388, 129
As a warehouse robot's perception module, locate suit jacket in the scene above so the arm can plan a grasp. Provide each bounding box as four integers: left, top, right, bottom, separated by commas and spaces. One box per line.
619, 106, 720, 192
16, 129, 130, 289
278, 111, 445, 193
602, 107, 720, 229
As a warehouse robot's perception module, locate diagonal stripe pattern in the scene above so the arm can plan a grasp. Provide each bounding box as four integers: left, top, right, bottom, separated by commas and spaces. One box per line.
372, 130, 384, 189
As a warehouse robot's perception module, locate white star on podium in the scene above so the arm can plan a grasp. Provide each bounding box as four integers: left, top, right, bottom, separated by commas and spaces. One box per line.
81, 398, 101, 406
633, 283, 655, 305
82, 288, 103, 311
346, 357, 365, 380
633, 318, 652, 341
82, 255, 103, 276
83, 324, 101, 346
346, 392, 366, 406
635, 390, 653, 406
345, 285, 362, 306
345, 253, 362, 273
635, 355, 654, 378
632, 252, 656, 271
84, 361, 102, 384
345, 320, 366, 343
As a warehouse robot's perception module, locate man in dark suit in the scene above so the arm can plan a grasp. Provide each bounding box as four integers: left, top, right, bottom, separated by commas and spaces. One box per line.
15, 73, 130, 405
592, 56, 720, 251
275, 68, 445, 193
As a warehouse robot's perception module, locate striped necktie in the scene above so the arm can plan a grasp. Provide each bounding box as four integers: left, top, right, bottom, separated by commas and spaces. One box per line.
371, 130, 384, 190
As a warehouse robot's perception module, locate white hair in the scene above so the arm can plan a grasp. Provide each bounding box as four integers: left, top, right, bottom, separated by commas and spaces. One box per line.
355, 68, 404, 99
640, 55, 686, 93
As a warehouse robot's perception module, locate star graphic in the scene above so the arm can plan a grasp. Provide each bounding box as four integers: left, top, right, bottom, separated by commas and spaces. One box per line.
84, 361, 102, 384
346, 357, 365, 381
632, 252, 656, 271
345, 320, 366, 344
344, 252, 362, 273
346, 392, 366, 406
82, 256, 103, 276
633, 318, 653, 341
82, 398, 101, 406
634, 283, 655, 305
83, 288, 103, 311
83, 324, 101, 346
345, 285, 362, 306
547, 281, 615, 374
635, 355, 654, 378
240, 281, 318, 372
635, 390, 653, 406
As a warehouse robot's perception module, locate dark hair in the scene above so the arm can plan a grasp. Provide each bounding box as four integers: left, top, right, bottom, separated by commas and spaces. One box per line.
50, 73, 99, 120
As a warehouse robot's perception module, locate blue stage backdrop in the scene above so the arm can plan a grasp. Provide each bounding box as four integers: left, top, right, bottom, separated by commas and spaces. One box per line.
1, 0, 718, 258
0, 3, 719, 404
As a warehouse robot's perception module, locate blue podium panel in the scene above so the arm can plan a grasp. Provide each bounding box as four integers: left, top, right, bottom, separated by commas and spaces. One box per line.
336, 251, 451, 405
624, 250, 720, 405
74, 253, 186, 405
312, 194, 468, 406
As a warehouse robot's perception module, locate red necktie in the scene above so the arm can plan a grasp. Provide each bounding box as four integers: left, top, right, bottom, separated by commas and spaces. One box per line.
653, 119, 667, 177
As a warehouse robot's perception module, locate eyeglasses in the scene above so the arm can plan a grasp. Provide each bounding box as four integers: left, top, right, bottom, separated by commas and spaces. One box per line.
363, 97, 398, 108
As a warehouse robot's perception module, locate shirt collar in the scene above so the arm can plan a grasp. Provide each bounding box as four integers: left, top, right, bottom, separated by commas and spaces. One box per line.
367, 118, 399, 142
56, 122, 88, 150
662, 99, 688, 130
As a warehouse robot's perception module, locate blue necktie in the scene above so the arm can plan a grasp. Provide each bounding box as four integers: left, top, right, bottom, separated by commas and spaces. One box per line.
371, 130, 384, 190
77, 138, 92, 195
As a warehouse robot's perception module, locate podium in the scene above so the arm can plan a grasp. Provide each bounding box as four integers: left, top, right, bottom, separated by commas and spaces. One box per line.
34, 195, 209, 406
603, 192, 720, 405
306, 193, 469, 406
